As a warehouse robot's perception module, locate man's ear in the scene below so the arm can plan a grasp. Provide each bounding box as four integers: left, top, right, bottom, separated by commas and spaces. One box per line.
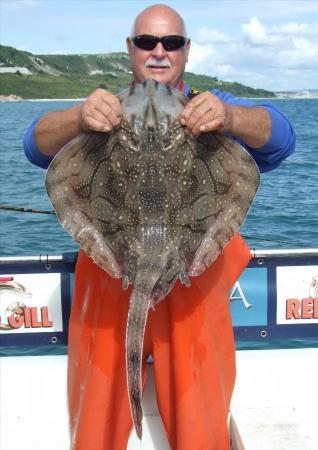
126, 37, 133, 56
185, 39, 191, 63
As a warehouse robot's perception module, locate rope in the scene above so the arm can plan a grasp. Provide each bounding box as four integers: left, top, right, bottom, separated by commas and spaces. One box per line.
241, 234, 309, 248
0, 204, 55, 215
0, 204, 309, 248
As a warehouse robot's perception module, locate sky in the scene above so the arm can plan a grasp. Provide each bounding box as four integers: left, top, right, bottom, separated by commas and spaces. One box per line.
1, 0, 318, 91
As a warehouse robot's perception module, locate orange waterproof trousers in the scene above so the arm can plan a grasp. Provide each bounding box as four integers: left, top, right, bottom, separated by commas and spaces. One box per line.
68, 233, 251, 450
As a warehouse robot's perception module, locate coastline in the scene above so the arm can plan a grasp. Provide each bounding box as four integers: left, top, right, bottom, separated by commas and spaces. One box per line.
0, 94, 24, 102
250, 95, 318, 100
0, 95, 86, 102
23, 95, 318, 101
1, 94, 318, 102
25, 98, 86, 102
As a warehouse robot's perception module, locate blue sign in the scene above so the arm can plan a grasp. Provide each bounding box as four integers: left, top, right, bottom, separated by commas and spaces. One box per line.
230, 268, 268, 327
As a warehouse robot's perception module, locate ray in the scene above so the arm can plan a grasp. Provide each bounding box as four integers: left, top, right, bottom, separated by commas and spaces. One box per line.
45, 79, 260, 438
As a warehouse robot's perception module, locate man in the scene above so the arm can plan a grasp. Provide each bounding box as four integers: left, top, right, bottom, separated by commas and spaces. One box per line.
24, 4, 295, 449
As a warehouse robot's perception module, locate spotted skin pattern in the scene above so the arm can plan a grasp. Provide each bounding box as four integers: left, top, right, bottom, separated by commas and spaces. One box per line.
46, 79, 260, 438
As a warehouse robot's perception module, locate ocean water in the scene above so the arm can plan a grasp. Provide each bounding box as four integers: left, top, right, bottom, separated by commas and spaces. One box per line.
0, 98, 317, 256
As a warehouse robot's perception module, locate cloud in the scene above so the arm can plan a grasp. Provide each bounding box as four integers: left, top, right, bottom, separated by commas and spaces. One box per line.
2, 0, 42, 11
275, 22, 309, 35
187, 18, 318, 90
187, 42, 216, 71
16, 45, 29, 51
196, 27, 231, 44
50, 50, 69, 55
242, 17, 272, 46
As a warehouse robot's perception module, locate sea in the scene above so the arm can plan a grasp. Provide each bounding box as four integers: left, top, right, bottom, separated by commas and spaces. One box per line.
0, 98, 317, 256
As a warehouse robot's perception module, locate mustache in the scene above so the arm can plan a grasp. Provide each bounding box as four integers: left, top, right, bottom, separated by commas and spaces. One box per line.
145, 58, 171, 68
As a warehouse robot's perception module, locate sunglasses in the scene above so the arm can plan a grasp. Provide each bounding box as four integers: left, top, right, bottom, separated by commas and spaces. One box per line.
132, 34, 187, 51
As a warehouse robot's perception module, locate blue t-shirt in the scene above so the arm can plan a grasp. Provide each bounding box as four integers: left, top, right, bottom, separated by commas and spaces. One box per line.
23, 85, 296, 173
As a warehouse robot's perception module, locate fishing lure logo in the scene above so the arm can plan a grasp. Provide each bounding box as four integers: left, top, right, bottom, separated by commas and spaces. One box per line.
309, 276, 318, 299
0, 276, 53, 331
276, 265, 318, 324
285, 275, 318, 320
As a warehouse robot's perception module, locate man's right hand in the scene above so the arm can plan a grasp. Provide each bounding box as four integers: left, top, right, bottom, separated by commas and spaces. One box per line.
34, 88, 123, 157
80, 88, 123, 133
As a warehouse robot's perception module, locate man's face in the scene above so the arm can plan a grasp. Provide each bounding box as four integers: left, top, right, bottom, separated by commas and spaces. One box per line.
127, 12, 190, 88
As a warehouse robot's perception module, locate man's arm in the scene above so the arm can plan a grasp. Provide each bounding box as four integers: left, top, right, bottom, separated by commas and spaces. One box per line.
180, 91, 271, 147
217, 104, 271, 149
34, 89, 122, 157
180, 90, 295, 173
25, 86, 295, 174
34, 104, 82, 157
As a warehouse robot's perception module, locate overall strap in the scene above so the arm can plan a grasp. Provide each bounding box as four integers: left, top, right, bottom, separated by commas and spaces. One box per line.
186, 87, 201, 100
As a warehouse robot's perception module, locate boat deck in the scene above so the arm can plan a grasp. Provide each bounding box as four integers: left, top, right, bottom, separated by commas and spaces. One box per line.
1, 348, 317, 449
1, 249, 318, 449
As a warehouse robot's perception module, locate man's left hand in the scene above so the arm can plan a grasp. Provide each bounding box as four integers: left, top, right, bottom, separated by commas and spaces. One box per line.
180, 92, 232, 138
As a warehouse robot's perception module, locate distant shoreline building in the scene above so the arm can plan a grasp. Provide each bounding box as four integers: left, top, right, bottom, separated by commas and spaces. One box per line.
276, 89, 318, 99
0, 67, 32, 75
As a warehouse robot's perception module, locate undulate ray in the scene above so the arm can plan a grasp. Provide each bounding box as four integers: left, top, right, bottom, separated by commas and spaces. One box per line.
45, 79, 260, 438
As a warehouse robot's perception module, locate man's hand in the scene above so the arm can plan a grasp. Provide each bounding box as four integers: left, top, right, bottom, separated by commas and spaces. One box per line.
80, 89, 123, 133
35, 88, 123, 157
180, 92, 232, 138
180, 91, 271, 148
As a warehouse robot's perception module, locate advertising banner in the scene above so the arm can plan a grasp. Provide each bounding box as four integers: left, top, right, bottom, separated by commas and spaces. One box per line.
0, 273, 62, 334
0, 251, 317, 353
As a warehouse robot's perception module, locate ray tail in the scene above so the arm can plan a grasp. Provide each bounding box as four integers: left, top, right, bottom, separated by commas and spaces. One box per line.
125, 260, 163, 439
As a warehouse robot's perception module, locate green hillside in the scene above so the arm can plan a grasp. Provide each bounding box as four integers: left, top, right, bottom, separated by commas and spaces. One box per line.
0, 45, 276, 99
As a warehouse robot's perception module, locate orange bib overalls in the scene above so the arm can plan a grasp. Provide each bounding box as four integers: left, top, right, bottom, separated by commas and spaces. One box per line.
68, 233, 251, 450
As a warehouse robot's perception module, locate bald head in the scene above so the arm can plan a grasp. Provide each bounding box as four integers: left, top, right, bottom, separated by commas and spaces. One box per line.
131, 4, 187, 38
